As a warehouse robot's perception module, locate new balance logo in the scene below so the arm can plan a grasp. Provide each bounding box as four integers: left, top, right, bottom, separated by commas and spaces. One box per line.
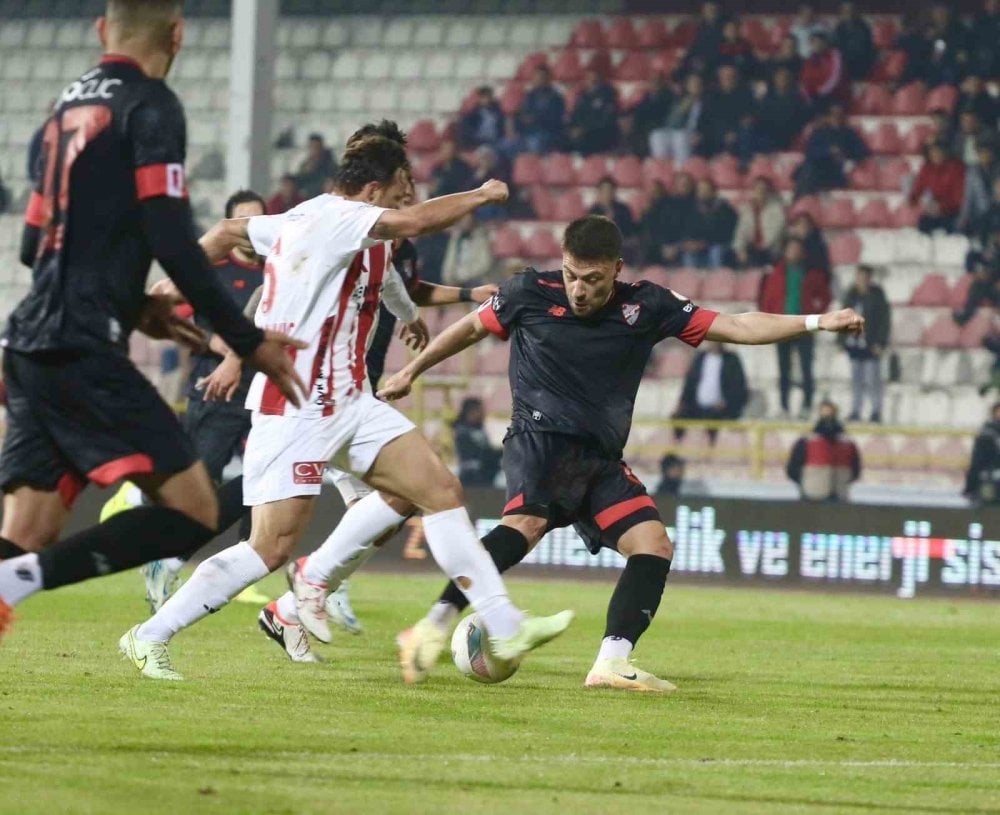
547, 305, 567, 317
14, 567, 33, 582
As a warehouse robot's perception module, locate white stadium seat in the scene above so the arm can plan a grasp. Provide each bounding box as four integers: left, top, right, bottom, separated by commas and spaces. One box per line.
508, 18, 542, 47
27, 21, 57, 48
321, 22, 350, 48
0, 21, 28, 48
485, 51, 520, 80
290, 22, 321, 49
352, 18, 384, 47
391, 52, 426, 81
331, 51, 364, 80
475, 20, 508, 47
430, 82, 466, 114
201, 21, 230, 49
383, 19, 415, 47
454, 52, 486, 81
274, 53, 298, 81
301, 52, 331, 81
444, 20, 477, 47
413, 20, 446, 47
423, 52, 455, 80
363, 52, 393, 81
334, 83, 366, 112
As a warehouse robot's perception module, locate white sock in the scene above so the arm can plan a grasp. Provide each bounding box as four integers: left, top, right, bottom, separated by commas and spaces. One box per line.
136, 541, 269, 642
275, 591, 299, 625
597, 635, 634, 662
163, 557, 185, 575
425, 600, 459, 634
302, 491, 405, 585
0, 553, 42, 606
422, 508, 522, 639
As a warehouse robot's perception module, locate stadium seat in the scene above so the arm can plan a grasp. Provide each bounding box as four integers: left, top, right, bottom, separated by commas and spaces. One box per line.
848, 160, 879, 190
894, 437, 930, 469
855, 84, 891, 115
709, 155, 742, 190
552, 49, 585, 83
922, 314, 962, 348
890, 201, 921, 228
643, 158, 674, 189
878, 157, 910, 192
664, 267, 702, 299
654, 346, 692, 379
409, 154, 434, 183
612, 156, 644, 189
670, 19, 697, 47
925, 85, 958, 115
408, 119, 440, 153
570, 18, 605, 48
552, 190, 586, 221
701, 269, 736, 301
540, 153, 577, 186
830, 232, 862, 265
637, 265, 671, 287
576, 155, 610, 186
530, 186, 555, 220
902, 122, 934, 154
413, 20, 446, 47
950, 273, 974, 311
933, 234, 970, 267
636, 18, 670, 49
650, 49, 681, 77
740, 18, 770, 52
820, 197, 857, 229
605, 18, 638, 49
891, 311, 925, 346
512, 154, 542, 186
515, 52, 549, 81
490, 226, 524, 259
679, 156, 710, 181
789, 195, 822, 222
498, 82, 525, 115
866, 121, 901, 155
855, 198, 890, 227
614, 52, 651, 81
959, 310, 996, 349
909, 273, 952, 307
477, 341, 510, 375
734, 269, 763, 302
524, 228, 562, 259
873, 18, 899, 49
891, 83, 926, 116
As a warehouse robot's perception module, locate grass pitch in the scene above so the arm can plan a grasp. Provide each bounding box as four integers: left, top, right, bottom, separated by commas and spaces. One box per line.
0, 570, 997, 814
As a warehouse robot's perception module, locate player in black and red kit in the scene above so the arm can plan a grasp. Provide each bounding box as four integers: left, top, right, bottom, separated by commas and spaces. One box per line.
0, 0, 303, 639
378, 215, 863, 691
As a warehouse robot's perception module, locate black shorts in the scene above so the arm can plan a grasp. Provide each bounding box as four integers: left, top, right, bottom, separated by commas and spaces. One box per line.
183, 399, 251, 484
501, 430, 661, 553
0, 349, 196, 506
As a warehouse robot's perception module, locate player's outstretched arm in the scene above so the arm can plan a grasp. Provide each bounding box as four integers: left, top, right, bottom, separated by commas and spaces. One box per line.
370, 180, 509, 240
705, 308, 864, 345
199, 217, 255, 263
377, 310, 489, 401
411, 281, 498, 307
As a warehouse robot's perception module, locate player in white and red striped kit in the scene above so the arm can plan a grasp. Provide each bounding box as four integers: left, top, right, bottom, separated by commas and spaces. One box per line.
120, 135, 573, 681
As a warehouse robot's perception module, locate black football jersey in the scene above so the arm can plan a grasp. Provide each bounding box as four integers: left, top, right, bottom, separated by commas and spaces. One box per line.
4, 55, 192, 354
477, 269, 718, 458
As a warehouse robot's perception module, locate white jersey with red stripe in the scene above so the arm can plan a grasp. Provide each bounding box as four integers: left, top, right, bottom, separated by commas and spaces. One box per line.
243, 194, 391, 418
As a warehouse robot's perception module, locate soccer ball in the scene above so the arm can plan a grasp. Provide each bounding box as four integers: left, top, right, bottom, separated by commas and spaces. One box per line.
450, 613, 520, 684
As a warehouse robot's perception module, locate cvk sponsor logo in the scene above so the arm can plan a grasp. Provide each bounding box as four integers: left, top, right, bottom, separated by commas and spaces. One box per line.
293, 461, 326, 485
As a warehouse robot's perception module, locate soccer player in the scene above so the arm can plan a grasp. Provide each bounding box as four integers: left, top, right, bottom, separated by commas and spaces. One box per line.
374, 215, 864, 691
119, 135, 572, 680
0, 0, 304, 637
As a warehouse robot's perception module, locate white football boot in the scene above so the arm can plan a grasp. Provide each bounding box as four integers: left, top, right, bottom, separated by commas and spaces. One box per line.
258, 602, 321, 663
324, 581, 363, 635
118, 625, 184, 681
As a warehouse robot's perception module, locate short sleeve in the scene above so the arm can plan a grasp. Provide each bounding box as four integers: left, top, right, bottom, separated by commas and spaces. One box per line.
322, 198, 388, 256
477, 273, 530, 341
128, 88, 188, 201
247, 214, 287, 257
651, 284, 718, 347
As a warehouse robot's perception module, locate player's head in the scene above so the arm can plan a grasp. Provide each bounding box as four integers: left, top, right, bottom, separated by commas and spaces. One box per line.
560, 215, 623, 318
346, 120, 408, 149
333, 135, 411, 208
98, 0, 184, 77
224, 189, 266, 220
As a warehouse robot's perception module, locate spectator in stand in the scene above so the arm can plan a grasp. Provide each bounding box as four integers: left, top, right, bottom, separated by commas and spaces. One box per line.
840, 265, 890, 423
699, 63, 755, 158
789, 211, 831, 277
970, 0, 1000, 79
295, 132, 337, 198
589, 176, 637, 239
794, 103, 869, 198
733, 177, 787, 267
568, 67, 620, 155
452, 398, 502, 488
626, 72, 675, 157
926, 3, 971, 72
680, 178, 737, 268
516, 63, 566, 154
679, 0, 729, 79
266, 173, 303, 215
955, 220, 1000, 325
959, 138, 1000, 238
954, 109, 987, 167
655, 453, 686, 496
759, 238, 832, 417
833, 1, 875, 80
926, 108, 956, 153
924, 37, 963, 88
650, 73, 705, 162
457, 85, 505, 151
800, 31, 849, 113
469, 145, 510, 221
768, 35, 803, 81
958, 75, 999, 130
716, 19, 759, 80
894, 11, 935, 87
429, 139, 474, 197
441, 214, 495, 286
641, 173, 695, 265
791, 4, 827, 58
964, 402, 1000, 503
910, 140, 966, 234
747, 66, 805, 156
786, 400, 861, 502
672, 341, 748, 444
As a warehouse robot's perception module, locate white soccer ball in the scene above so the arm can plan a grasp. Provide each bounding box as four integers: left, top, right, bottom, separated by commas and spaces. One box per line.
450, 613, 521, 684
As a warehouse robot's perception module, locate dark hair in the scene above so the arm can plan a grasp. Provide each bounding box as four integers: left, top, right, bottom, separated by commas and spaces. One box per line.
346, 119, 408, 149
308, 133, 324, 142
333, 135, 410, 196
562, 215, 622, 262
224, 189, 266, 218
475, 85, 493, 96
456, 397, 484, 426
597, 175, 616, 189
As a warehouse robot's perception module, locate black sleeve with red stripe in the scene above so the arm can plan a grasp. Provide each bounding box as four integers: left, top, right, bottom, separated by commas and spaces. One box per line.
477, 272, 530, 340
128, 86, 189, 202
649, 283, 718, 346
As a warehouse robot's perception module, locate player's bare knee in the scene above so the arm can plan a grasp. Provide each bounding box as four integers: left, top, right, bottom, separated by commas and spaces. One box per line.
502, 515, 548, 546
0, 522, 57, 553
423, 471, 465, 514
379, 491, 414, 517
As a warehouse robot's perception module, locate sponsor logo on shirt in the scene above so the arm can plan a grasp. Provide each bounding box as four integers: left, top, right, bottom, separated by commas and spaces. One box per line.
293, 461, 326, 484
547, 305, 567, 317
622, 303, 641, 325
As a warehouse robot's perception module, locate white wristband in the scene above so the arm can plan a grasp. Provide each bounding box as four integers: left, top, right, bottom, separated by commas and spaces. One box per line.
805, 314, 821, 332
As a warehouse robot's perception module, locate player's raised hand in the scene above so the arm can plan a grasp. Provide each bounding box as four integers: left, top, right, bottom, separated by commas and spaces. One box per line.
471, 284, 499, 303
819, 308, 865, 335
377, 370, 413, 402
399, 318, 430, 351
136, 294, 208, 352
199, 217, 254, 263
478, 179, 509, 204
197, 353, 243, 402
248, 331, 309, 408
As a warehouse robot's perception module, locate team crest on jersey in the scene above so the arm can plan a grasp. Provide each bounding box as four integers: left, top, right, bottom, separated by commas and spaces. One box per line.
622, 303, 641, 325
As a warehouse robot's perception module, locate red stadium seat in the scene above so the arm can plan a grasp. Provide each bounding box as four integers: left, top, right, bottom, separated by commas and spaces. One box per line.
892, 82, 926, 116
878, 157, 910, 192
626, 191, 648, 221
741, 18, 771, 52
925, 85, 958, 115
746, 156, 776, 186
680, 156, 710, 181
890, 201, 921, 227
855, 84, 891, 115
848, 159, 879, 190
618, 84, 646, 111
829, 232, 862, 265
650, 49, 680, 77
552, 190, 586, 221
552, 49, 585, 83
895, 437, 930, 469
950, 273, 974, 310
606, 18, 638, 49
789, 195, 822, 222
477, 342, 510, 375
910, 273, 952, 306
636, 18, 670, 49
902, 122, 934, 154
523, 227, 562, 259
670, 19, 697, 47
734, 269, 763, 302
819, 197, 856, 229
873, 50, 907, 83
530, 186, 555, 220
639, 265, 672, 288
701, 268, 736, 301
664, 267, 702, 300
856, 198, 891, 227
921, 315, 962, 348
654, 347, 692, 378
512, 154, 542, 186
614, 52, 651, 81
577, 155, 610, 186
643, 158, 674, 189
498, 82, 525, 115
409, 154, 433, 183
960, 310, 996, 348
539, 153, 577, 187
709, 154, 742, 190
771, 154, 800, 192
515, 52, 548, 81
571, 19, 606, 48
490, 227, 524, 259
873, 18, 899, 49
407, 119, 440, 153
866, 121, 902, 155
612, 156, 644, 188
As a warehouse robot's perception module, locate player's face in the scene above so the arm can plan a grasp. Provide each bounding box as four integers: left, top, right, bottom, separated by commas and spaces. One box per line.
562, 254, 623, 317
369, 168, 410, 209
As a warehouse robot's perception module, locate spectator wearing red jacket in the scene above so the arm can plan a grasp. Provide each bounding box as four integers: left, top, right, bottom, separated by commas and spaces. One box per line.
266, 174, 304, 215
800, 31, 848, 113
910, 140, 967, 234
786, 400, 861, 502
759, 238, 832, 417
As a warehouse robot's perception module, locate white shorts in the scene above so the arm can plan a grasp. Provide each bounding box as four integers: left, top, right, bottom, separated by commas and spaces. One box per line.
329, 469, 373, 506
242, 393, 415, 505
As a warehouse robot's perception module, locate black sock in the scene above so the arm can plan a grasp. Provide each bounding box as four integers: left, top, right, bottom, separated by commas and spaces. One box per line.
604, 553, 671, 644
38, 506, 216, 590
0, 537, 27, 559
172, 476, 250, 563
438, 525, 530, 610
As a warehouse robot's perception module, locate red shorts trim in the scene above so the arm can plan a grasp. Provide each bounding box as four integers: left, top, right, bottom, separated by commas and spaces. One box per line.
503, 493, 525, 514
56, 472, 86, 509
25, 191, 46, 228
477, 301, 509, 340
593, 495, 656, 530
678, 308, 718, 347
87, 454, 155, 487
135, 163, 188, 201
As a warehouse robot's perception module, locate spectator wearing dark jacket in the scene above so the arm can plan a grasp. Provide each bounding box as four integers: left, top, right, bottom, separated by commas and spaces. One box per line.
894, 12, 935, 86
910, 140, 966, 234
627, 73, 674, 157
769, 34, 803, 81
789, 212, 831, 277
964, 402, 1000, 503
295, 133, 337, 198
650, 73, 704, 162
453, 398, 501, 487
958, 138, 1000, 238
516, 64, 566, 154
833, 2, 875, 80
568, 68, 620, 155
750, 67, 806, 154
672, 342, 748, 444
759, 238, 832, 415
589, 177, 637, 238
430, 139, 474, 197
699, 63, 754, 157
794, 104, 869, 198
716, 19, 759, 79
840, 265, 891, 423
680, 0, 729, 78
458, 86, 505, 150
800, 32, 849, 112
970, 0, 1000, 78
681, 178, 737, 268
958, 75, 999, 130
787, 400, 861, 501
642, 173, 695, 265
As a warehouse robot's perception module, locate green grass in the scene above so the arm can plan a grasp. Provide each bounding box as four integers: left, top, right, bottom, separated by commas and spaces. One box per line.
0, 571, 997, 815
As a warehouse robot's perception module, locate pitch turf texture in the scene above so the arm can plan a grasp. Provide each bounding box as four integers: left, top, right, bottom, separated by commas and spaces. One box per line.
1, 572, 997, 815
